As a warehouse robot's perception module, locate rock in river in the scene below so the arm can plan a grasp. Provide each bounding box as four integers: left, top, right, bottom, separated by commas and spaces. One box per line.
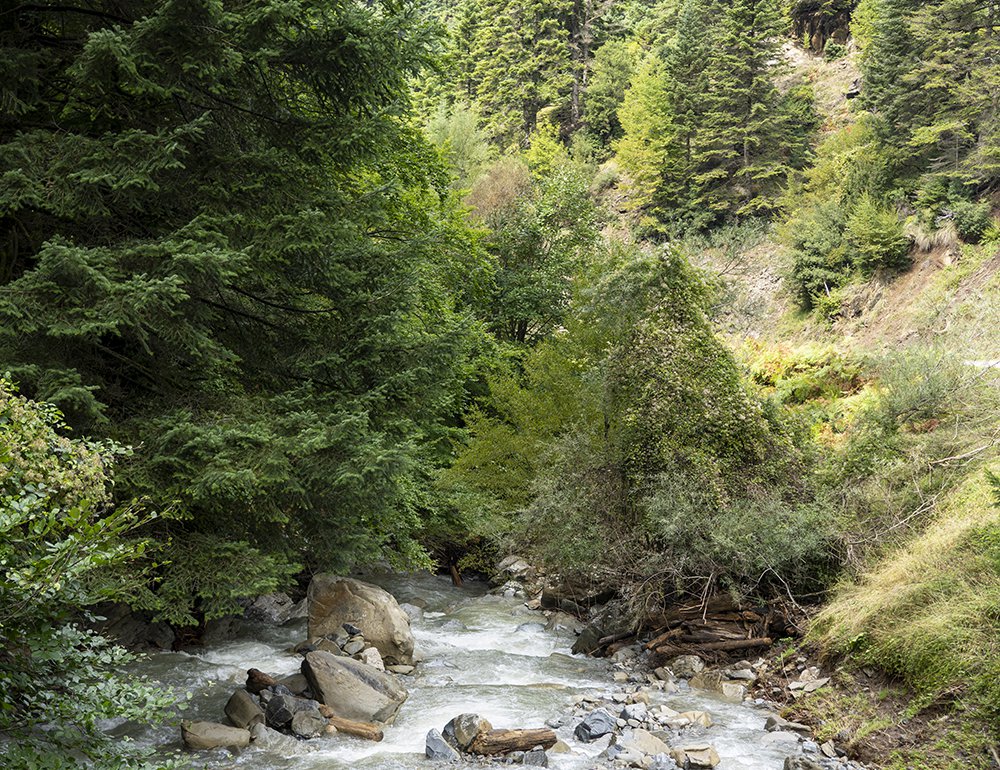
302, 650, 408, 723
307, 575, 415, 665
181, 720, 250, 750
426, 728, 460, 761
224, 688, 264, 729
574, 708, 616, 742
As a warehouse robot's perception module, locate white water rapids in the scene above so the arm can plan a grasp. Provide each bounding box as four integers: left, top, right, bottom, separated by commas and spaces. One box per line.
120, 572, 799, 769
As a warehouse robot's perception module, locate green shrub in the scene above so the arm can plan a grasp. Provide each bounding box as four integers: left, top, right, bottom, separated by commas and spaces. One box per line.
0, 379, 177, 768
846, 194, 911, 272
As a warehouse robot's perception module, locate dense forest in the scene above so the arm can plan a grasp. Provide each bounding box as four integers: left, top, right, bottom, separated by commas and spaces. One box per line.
0, 0, 998, 767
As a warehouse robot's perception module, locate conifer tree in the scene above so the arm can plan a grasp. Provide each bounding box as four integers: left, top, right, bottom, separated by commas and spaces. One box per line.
695, 0, 789, 217
459, 0, 575, 143
615, 54, 674, 209
583, 39, 635, 148
0, 0, 488, 618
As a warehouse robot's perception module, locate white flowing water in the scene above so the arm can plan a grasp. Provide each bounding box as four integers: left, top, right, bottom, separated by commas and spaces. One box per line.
123, 573, 797, 769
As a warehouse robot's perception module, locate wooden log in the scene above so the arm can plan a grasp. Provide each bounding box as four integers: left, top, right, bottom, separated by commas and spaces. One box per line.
468, 728, 557, 756
317, 705, 384, 741
644, 626, 684, 651
246, 668, 278, 694
597, 630, 634, 647
656, 637, 773, 655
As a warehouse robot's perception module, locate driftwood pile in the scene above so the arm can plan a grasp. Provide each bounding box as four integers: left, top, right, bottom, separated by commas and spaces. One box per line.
595, 595, 801, 661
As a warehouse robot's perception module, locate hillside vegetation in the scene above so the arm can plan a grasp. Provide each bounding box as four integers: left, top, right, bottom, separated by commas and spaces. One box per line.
1, 0, 998, 765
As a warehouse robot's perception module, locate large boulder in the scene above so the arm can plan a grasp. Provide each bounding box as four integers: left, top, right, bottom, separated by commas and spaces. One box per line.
181, 720, 250, 750
224, 689, 264, 729
307, 575, 414, 665
302, 650, 408, 723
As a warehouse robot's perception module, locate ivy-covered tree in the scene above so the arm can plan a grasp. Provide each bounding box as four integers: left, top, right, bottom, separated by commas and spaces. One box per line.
0, 0, 487, 622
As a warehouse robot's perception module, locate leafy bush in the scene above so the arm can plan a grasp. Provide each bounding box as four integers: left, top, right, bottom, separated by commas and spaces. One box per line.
0, 379, 176, 768
845, 194, 911, 272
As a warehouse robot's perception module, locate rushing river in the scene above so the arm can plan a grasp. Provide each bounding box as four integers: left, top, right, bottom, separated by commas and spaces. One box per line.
123, 572, 799, 769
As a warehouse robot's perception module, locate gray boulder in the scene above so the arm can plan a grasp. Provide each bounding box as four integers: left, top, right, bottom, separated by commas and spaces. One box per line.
447, 713, 492, 749
302, 650, 408, 723
784, 758, 825, 770
264, 694, 300, 729
181, 720, 251, 750
224, 689, 264, 729
669, 655, 705, 678
574, 708, 616, 742
247, 592, 308, 625
523, 747, 548, 766
291, 707, 328, 739
249, 722, 300, 753
426, 728, 460, 761
307, 575, 414, 665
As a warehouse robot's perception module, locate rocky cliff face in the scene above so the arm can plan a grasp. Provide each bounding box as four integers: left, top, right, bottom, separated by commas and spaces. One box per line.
791, 0, 855, 53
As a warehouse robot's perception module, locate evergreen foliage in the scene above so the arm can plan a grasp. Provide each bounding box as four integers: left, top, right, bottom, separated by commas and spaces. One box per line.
0, 0, 489, 618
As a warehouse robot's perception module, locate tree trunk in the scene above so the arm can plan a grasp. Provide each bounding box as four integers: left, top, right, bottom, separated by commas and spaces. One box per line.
468, 728, 558, 756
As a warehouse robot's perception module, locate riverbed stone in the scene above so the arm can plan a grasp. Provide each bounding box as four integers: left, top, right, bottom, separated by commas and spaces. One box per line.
670, 744, 720, 768
264, 693, 300, 728
765, 714, 811, 734
224, 689, 264, 729
689, 671, 746, 700
522, 747, 548, 766
615, 728, 671, 757
343, 637, 366, 655
571, 625, 604, 655
181, 720, 251, 750
307, 575, 414, 665
277, 673, 310, 696
357, 646, 385, 671
574, 708, 616, 742
426, 728, 460, 761
675, 710, 713, 728
669, 655, 705, 678
302, 650, 408, 723
784, 758, 825, 770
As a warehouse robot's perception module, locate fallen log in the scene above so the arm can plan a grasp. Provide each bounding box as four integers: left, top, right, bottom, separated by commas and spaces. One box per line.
596, 630, 634, 647
246, 668, 278, 695
656, 637, 773, 655
317, 705, 384, 741
644, 626, 684, 651
468, 728, 557, 756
